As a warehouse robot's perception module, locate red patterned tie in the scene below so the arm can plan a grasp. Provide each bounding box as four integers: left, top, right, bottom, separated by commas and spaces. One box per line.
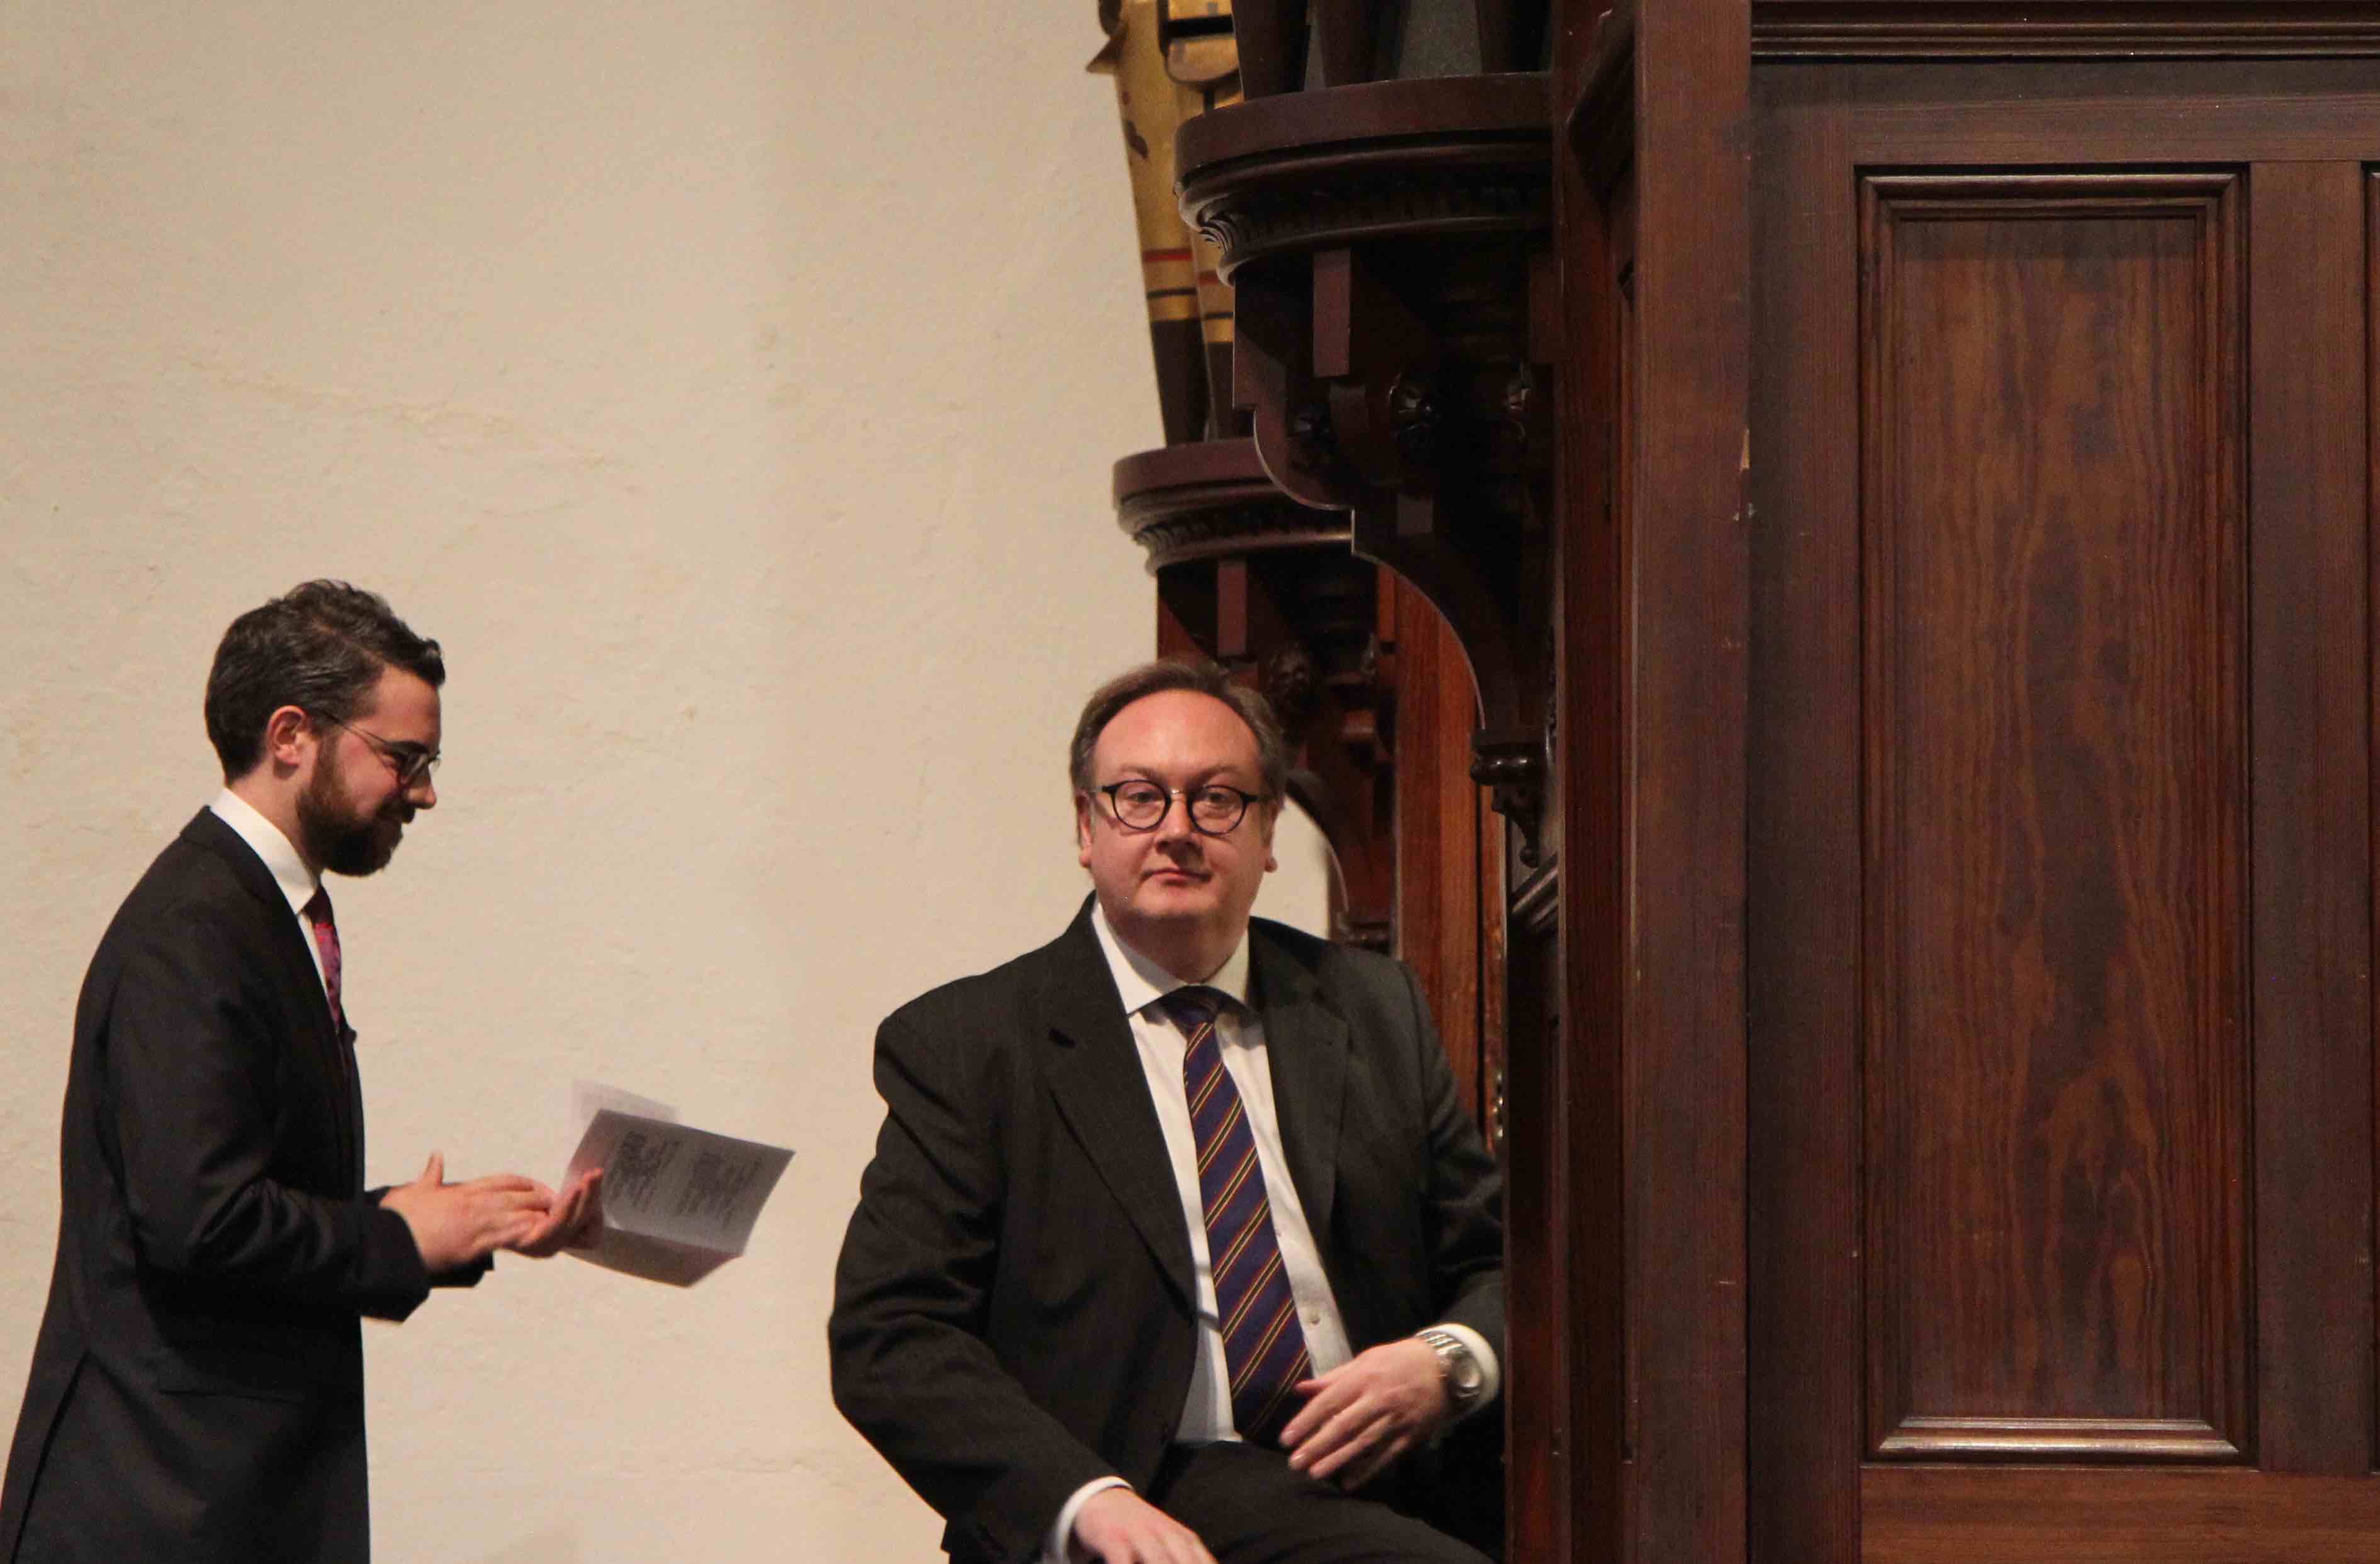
1159, 985, 1314, 1445
303, 888, 344, 1033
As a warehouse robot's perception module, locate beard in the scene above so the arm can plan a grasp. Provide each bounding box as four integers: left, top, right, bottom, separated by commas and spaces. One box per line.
296, 764, 409, 877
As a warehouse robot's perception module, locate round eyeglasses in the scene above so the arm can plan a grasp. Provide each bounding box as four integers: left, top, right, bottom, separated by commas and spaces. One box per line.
319, 717, 440, 789
1095, 780, 1272, 837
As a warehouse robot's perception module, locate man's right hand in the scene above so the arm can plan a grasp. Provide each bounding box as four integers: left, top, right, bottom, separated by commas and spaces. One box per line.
379, 1152, 552, 1272
1070, 1489, 1215, 1564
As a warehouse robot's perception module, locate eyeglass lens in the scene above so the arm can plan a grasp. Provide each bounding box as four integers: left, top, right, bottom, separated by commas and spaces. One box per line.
1107, 782, 1250, 833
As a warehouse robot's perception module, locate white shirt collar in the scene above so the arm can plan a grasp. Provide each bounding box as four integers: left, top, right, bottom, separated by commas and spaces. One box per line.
208, 787, 320, 920
1088, 900, 1252, 1018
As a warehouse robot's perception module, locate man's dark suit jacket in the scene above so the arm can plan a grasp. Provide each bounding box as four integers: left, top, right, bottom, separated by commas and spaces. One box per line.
0, 809, 470, 1563
829, 902, 1504, 1564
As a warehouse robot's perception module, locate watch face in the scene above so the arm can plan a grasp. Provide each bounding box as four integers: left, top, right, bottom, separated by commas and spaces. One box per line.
1426, 1332, 1484, 1398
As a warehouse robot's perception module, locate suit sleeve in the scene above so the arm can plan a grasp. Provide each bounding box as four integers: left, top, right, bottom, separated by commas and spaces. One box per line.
104, 912, 432, 1322
364, 1186, 491, 1289
1398, 962, 1506, 1364
829, 1011, 1119, 1564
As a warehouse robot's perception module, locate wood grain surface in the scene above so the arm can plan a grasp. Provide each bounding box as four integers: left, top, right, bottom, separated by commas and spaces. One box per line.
1861, 172, 2250, 1461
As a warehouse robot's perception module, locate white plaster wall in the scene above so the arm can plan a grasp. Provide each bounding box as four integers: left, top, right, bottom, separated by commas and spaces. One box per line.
0, 5, 1333, 1560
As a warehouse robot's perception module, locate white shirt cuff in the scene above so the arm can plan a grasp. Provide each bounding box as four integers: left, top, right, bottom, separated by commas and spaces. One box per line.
1044, 1475, 1132, 1563
1423, 1321, 1502, 1418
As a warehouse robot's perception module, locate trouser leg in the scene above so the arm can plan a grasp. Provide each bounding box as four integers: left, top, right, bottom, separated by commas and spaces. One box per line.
1149, 1442, 1493, 1564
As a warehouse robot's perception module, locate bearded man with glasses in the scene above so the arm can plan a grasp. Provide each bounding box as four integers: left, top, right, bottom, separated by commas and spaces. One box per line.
832, 657, 1504, 1564
0, 580, 600, 1564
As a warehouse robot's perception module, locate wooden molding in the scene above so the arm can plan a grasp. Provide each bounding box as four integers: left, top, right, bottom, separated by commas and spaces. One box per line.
1754, 0, 2380, 59
1875, 1415, 2242, 1462
1177, 75, 1554, 285
1113, 438, 1349, 571
1866, 1467, 2380, 1561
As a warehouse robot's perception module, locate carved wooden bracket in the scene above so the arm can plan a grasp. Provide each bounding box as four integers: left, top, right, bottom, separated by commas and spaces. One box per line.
1115, 437, 1351, 568
1470, 726, 1548, 867
1116, 437, 1400, 949
1176, 73, 1557, 860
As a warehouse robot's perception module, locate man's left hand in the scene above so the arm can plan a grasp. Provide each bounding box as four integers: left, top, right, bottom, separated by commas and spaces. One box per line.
1278, 1338, 1448, 1490
507, 1167, 604, 1258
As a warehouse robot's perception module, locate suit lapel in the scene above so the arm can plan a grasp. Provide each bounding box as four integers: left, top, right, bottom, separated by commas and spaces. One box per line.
1037, 908, 1198, 1312
183, 810, 361, 1190
1249, 925, 1349, 1242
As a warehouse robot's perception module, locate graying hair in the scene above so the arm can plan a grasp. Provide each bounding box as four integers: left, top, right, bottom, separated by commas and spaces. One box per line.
1068, 656, 1288, 802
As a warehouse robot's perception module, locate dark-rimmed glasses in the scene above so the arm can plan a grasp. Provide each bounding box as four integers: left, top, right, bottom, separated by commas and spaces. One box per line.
319, 717, 440, 789
1094, 780, 1270, 837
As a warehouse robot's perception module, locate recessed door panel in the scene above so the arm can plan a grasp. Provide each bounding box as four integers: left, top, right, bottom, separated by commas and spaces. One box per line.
1859, 172, 2249, 1463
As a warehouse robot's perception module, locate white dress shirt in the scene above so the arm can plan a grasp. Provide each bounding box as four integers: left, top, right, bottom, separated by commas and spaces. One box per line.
1045, 906, 1499, 1561
208, 789, 334, 1006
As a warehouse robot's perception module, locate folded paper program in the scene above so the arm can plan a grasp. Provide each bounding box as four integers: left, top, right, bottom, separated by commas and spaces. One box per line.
562, 1083, 793, 1286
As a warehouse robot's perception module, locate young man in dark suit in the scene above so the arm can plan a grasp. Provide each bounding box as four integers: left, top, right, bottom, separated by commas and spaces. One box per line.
0, 581, 600, 1563
832, 659, 1502, 1564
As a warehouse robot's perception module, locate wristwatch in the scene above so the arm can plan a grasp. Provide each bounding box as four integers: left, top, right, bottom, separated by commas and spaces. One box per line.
1417, 1327, 1486, 1412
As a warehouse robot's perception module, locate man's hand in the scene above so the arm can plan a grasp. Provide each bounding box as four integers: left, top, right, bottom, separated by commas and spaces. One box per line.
508, 1167, 604, 1258
1071, 1488, 1215, 1564
379, 1152, 552, 1272
1279, 1337, 1450, 1490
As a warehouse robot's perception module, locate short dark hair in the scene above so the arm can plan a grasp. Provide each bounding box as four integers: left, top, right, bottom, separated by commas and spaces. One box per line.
204, 580, 445, 779
1068, 657, 1288, 802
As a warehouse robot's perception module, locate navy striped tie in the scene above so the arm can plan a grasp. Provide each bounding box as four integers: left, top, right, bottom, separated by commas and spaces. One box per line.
1160, 985, 1314, 1444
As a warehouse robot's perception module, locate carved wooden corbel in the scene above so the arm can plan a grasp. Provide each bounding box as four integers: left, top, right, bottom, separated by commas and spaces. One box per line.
1176, 72, 1559, 860
1115, 439, 1401, 949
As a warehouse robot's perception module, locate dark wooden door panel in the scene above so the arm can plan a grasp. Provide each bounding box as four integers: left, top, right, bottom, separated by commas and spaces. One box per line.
1749, 52, 2380, 1564
1860, 171, 2250, 1463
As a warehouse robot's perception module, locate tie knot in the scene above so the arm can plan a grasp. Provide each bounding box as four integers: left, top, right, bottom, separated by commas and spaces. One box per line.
303, 887, 334, 930
1158, 985, 1227, 1033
